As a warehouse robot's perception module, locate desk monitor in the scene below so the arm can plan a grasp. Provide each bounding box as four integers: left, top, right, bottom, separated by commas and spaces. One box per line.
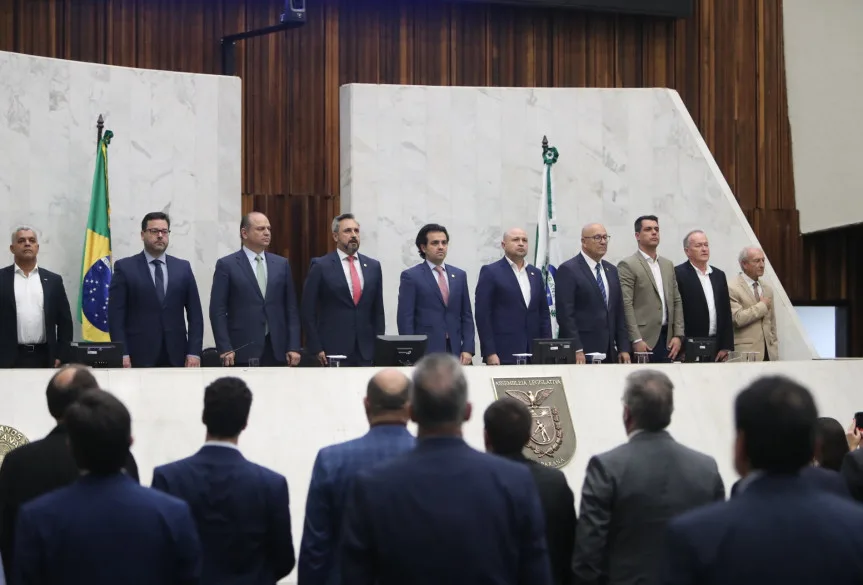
374, 335, 428, 367
531, 338, 577, 365
683, 337, 717, 363
71, 342, 124, 368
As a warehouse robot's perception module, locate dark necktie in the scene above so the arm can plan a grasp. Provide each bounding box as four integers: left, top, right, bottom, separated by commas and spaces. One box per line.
595, 263, 608, 306
152, 259, 165, 305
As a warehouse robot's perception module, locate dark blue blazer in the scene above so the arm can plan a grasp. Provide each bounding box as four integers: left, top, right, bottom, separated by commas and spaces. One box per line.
298, 425, 415, 585
151, 445, 295, 585
731, 466, 851, 499
474, 258, 551, 364
340, 437, 553, 585
555, 254, 631, 359
300, 252, 385, 362
108, 252, 204, 366
661, 474, 863, 585
396, 263, 476, 356
209, 250, 301, 364
13, 473, 201, 585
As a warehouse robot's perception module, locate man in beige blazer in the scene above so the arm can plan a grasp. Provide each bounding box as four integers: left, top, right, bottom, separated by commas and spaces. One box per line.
617, 215, 685, 362
728, 247, 778, 361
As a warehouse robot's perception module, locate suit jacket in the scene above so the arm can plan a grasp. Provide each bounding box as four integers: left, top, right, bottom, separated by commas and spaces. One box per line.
151, 445, 295, 585
840, 449, 863, 503
210, 250, 301, 364
728, 274, 778, 361
661, 474, 863, 585
13, 473, 201, 585
298, 425, 415, 585
674, 262, 734, 352
396, 263, 476, 356
502, 453, 576, 585
0, 425, 139, 582
474, 258, 551, 364
108, 252, 204, 366
301, 252, 385, 363
732, 466, 851, 499
0, 265, 72, 367
340, 437, 552, 585
572, 431, 725, 585
617, 253, 684, 348
555, 254, 630, 359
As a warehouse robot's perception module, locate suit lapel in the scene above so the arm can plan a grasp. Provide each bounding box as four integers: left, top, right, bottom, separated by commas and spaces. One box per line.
635, 253, 661, 299
236, 251, 263, 300
136, 252, 163, 306
162, 255, 179, 307
526, 264, 542, 309
499, 259, 527, 309
2, 266, 16, 315
421, 264, 446, 306
329, 252, 354, 306
356, 254, 373, 306
264, 253, 280, 301
41, 271, 51, 324
576, 254, 606, 308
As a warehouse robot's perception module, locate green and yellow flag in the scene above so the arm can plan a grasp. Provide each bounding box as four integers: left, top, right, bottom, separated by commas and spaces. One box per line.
78, 130, 114, 342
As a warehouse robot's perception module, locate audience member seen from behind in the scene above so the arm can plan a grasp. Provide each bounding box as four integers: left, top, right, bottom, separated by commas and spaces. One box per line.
661, 376, 863, 585
484, 398, 576, 585
815, 417, 849, 471
841, 416, 863, 503
13, 389, 201, 585
152, 377, 295, 585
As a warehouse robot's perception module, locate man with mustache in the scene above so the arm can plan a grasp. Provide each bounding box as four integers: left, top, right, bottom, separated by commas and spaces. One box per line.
301, 213, 385, 367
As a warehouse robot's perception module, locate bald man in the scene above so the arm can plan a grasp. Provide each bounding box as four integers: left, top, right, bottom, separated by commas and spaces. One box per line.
474, 228, 551, 365
555, 223, 631, 363
298, 369, 415, 585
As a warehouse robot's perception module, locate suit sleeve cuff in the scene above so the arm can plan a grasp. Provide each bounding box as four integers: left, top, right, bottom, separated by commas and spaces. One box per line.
633, 339, 642, 344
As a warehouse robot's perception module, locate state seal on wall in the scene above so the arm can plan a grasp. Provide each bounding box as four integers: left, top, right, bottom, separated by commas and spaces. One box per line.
0, 425, 30, 466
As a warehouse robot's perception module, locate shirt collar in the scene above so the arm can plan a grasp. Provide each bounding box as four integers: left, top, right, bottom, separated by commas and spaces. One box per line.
143, 250, 165, 264
627, 429, 644, 440
243, 246, 265, 262
639, 249, 659, 263
13, 263, 38, 276
580, 251, 601, 271
504, 255, 526, 272
690, 261, 713, 276
735, 470, 764, 494
203, 440, 240, 451
741, 272, 759, 287
427, 259, 446, 273
337, 248, 356, 262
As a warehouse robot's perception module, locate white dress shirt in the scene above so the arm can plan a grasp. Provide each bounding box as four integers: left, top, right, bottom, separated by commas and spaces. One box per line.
639, 250, 667, 326
337, 248, 365, 297
427, 260, 449, 294
14, 264, 46, 344
741, 272, 762, 300
580, 251, 608, 307
505, 256, 531, 307
243, 246, 267, 280
203, 440, 240, 450
691, 262, 717, 336
143, 249, 168, 294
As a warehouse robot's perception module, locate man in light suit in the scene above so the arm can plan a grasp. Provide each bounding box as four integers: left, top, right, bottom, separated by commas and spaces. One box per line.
210, 212, 301, 367
728, 247, 778, 361
397, 224, 475, 365
298, 369, 415, 585
340, 353, 552, 585
572, 370, 725, 585
474, 228, 550, 365
301, 213, 385, 367
617, 215, 684, 362
13, 389, 201, 584
109, 212, 204, 368
556, 223, 631, 364
152, 377, 295, 585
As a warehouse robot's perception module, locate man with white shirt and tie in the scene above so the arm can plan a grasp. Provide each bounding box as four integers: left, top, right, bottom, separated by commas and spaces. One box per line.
617, 215, 684, 363
555, 223, 631, 364
301, 213, 385, 367
0, 226, 72, 368
475, 228, 551, 365
728, 246, 778, 361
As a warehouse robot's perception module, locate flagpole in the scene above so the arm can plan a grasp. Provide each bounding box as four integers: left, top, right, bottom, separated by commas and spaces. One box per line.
97, 114, 104, 144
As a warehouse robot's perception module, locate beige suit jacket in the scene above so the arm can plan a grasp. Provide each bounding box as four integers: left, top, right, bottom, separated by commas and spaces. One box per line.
617, 251, 684, 348
728, 274, 778, 361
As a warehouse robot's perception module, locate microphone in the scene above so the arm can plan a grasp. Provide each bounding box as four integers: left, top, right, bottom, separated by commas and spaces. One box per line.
222, 341, 254, 355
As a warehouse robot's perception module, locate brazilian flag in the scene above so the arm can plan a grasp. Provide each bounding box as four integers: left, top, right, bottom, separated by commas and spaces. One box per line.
78, 130, 114, 341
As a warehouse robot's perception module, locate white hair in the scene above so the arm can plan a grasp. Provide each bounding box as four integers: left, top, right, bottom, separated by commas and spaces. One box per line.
682, 230, 705, 249
738, 246, 762, 265
10, 226, 38, 244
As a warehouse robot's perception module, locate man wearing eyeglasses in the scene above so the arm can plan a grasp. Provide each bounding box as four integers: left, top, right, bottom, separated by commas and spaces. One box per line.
108, 212, 204, 367
555, 223, 631, 364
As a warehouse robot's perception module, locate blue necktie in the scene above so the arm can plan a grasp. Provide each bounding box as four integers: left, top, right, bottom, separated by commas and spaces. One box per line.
152, 259, 166, 305
595, 263, 607, 306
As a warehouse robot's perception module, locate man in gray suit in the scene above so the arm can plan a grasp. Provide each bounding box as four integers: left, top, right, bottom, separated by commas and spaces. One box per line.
572, 370, 725, 585
617, 215, 684, 362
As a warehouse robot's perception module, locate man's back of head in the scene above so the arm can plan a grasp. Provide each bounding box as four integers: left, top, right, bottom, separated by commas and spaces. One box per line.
483, 398, 531, 456
365, 369, 411, 425
410, 353, 471, 436
46, 364, 99, 421
203, 377, 252, 441
622, 369, 674, 434
65, 389, 132, 476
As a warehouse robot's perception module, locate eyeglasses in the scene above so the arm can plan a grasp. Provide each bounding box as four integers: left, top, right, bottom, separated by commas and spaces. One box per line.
584, 235, 610, 242
146, 229, 170, 236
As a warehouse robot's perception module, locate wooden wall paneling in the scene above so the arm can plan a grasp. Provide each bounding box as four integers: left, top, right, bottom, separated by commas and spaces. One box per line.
734, 0, 759, 210
614, 15, 642, 88
407, 0, 450, 86
710, 0, 736, 196
323, 0, 341, 198
586, 13, 615, 87
450, 2, 490, 86
697, 0, 715, 160
550, 10, 588, 88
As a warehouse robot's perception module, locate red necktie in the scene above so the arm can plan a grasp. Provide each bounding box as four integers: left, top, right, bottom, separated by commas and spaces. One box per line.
435, 265, 449, 305
348, 256, 362, 305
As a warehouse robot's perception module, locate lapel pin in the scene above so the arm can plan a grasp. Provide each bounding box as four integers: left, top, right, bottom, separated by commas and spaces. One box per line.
451, 274, 455, 278
363, 263, 367, 267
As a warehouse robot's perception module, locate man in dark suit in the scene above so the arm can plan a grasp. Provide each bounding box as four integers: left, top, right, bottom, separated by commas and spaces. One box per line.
210, 212, 301, 367
556, 223, 631, 364
108, 212, 204, 368
0, 365, 139, 582
841, 446, 863, 502
0, 226, 72, 368
397, 224, 475, 364
674, 230, 733, 362
12, 389, 200, 584
152, 376, 295, 585
298, 369, 415, 585
572, 370, 725, 585
661, 376, 863, 585
301, 213, 385, 367
484, 398, 575, 585
340, 353, 552, 585
732, 465, 850, 499
474, 228, 550, 365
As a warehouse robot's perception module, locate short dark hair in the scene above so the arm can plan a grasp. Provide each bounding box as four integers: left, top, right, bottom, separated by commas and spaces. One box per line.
46, 364, 99, 419
203, 377, 252, 438
411, 353, 467, 429
65, 389, 131, 475
815, 417, 849, 472
735, 375, 817, 473
634, 215, 659, 233
415, 223, 449, 259
623, 370, 674, 432
141, 212, 170, 232
484, 398, 531, 455
366, 375, 410, 416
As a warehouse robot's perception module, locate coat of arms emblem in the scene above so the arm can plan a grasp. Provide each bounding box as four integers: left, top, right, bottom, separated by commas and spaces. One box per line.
0, 425, 30, 466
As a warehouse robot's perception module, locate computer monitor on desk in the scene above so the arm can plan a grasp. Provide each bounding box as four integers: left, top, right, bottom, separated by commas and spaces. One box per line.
374, 335, 428, 367
71, 342, 124, 368
683, 337, 717, 363
531, 338, 576, 365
